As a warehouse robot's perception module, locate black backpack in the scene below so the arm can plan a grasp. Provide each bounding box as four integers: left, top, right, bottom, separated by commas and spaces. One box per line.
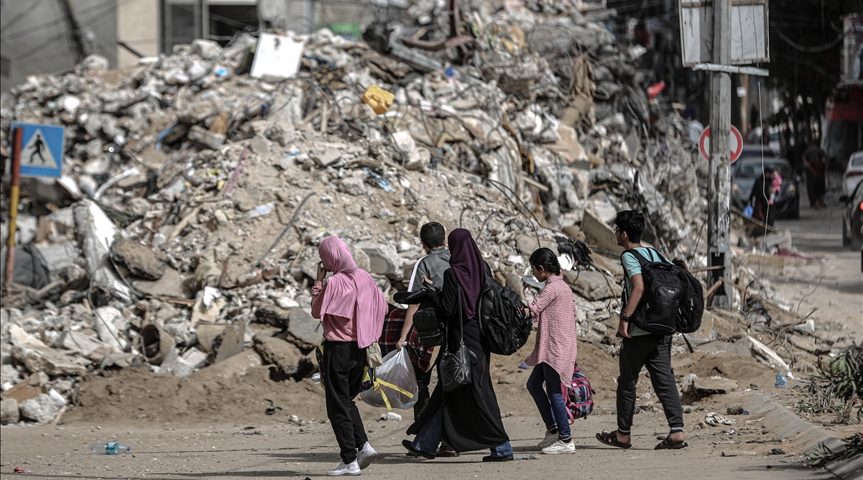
477, 275, 531, 356
623, 249, 704, 341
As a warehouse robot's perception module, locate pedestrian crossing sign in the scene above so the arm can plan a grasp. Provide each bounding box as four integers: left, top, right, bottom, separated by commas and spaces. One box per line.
11, 122, 64, 178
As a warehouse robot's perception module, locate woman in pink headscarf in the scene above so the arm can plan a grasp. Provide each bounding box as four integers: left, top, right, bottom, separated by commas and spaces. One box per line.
311, 236, 386, 476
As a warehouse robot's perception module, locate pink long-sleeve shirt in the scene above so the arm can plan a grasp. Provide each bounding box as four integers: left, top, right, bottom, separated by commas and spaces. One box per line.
312, 280, 355, 342
524, 275, 579, 384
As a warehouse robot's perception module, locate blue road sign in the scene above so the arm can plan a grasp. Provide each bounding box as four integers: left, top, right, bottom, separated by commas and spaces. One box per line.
11, 122, 65, 178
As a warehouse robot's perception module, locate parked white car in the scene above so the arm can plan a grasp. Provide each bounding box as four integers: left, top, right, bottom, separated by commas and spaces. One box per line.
844, 151, 863, 197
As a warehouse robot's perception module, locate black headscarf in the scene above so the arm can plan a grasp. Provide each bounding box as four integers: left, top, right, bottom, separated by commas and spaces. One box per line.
448, 228, 485, 319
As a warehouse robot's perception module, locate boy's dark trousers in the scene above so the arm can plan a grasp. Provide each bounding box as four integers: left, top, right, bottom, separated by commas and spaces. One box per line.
616, 334, 684, 435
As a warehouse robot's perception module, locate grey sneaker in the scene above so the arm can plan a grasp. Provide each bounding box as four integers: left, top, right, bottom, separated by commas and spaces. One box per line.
537, 430, 559, 449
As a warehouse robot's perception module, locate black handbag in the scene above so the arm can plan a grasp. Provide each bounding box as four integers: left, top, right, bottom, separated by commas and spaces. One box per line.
439, 288, 474, 392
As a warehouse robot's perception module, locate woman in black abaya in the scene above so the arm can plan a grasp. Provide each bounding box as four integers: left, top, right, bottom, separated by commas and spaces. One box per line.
402, 228, 513, 462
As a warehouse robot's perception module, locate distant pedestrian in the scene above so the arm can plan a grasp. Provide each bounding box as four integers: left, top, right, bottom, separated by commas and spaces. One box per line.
523, 248, 579, 455
750, 169, 775, 227
810, 153, 829, 209
596, 211, 687, 451
803, 140, 825, 207
403, 228, 513, 462
312, 237, 387, 476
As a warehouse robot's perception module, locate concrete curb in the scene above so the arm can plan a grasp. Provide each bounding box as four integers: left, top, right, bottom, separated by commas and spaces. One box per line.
742, 393, 861, 479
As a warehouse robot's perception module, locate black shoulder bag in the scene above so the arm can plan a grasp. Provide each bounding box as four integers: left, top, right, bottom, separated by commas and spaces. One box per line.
439, 287, 474, 392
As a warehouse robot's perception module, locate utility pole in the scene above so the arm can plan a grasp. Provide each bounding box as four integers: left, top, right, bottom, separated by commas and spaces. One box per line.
707, 0, 732, 309
59, 0, 89, 63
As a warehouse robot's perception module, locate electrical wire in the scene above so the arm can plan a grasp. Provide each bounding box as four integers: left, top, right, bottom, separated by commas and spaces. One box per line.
774, 28, 842, 53
0, 0, 46, 31
1, 0, 127, 42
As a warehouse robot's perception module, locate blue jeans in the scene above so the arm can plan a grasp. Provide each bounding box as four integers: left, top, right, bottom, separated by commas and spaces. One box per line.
526, 363, 571, 442
412, 409, 513, 457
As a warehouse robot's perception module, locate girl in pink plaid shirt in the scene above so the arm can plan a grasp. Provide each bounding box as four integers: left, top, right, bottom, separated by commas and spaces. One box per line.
524, 248, 579, 455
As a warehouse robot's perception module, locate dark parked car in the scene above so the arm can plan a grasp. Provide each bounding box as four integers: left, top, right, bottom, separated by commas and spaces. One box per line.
731, 147, 800, 219
841, 179, 863, 250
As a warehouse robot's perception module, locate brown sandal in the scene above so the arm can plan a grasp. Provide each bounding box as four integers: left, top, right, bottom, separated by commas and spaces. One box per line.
596, 430, 632, 449
655, 436, 688, 450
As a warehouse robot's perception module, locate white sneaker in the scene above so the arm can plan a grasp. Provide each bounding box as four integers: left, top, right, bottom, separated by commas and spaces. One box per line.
537, 430, 559, 450
356, 442, 378, 470
327, 460, 361, 476
542, 440, 576, 455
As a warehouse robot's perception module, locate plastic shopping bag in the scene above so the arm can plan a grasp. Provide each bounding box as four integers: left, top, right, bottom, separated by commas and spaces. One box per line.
359, 348, 418, 410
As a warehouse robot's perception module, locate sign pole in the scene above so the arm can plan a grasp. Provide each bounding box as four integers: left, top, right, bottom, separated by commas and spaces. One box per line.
707, 0, 732, 309
5, 126, 22, 285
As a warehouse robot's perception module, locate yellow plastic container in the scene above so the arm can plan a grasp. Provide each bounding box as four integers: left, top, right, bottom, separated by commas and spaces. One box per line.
362, 85, 394, 115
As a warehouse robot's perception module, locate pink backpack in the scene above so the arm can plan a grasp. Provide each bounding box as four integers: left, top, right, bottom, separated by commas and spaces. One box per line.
561, 364, 595, 422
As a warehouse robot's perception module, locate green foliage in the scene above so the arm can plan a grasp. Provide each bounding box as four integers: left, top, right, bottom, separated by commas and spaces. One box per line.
807, 433, 863, 469
799, 342, 863, 424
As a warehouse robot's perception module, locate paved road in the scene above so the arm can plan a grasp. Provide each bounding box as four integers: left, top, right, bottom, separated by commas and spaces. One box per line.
0, 412, 832, 480
774, 174, 863, 341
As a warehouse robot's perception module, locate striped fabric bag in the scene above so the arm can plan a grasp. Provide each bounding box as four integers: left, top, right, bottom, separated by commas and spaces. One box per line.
561, 364, 595, 422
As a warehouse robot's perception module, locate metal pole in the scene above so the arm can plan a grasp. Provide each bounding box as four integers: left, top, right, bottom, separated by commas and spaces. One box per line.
707, 0, 732, 309
5, 127, 23, 285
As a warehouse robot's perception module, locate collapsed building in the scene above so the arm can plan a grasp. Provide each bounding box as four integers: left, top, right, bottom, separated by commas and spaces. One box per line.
0, 1, 839, 426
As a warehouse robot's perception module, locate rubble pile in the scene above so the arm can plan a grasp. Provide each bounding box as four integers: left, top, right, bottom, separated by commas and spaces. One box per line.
0, 2, 833, 426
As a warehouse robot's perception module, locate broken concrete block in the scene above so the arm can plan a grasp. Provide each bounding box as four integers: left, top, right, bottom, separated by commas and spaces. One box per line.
746, 253, 785, 276
11, 345, 87, 377
214, 323, 246, 363
286, 308, 323, 352
744, 336, 791, 372
1, 398, 19, 425
693, 376, 739, 395
194, 324, 226, 354
133, 268, 193, 299
93, 306, 128, 352
53, 331, 108, 357
1, 380, 45, 403
111, 238, 165, 280
160, 347, 207, 377
340, 177, 366, 196
200, 350, 263, 380
585, 200, 617, 224
254, 336, 315, 379
188, 125, 225, 149
356, 241, 400, 277
515, 234, 540, 256
0, 364, 20, 388
565, 270, 621, 301
9, 325, 46, 348
582, 209, 623, 255
192, 39, 221, 60
274, 296, 299, 310
548, 123, 588, 162
255, 305, 291, 328
312, 148, 342, 167
20, 394, 58, 423
74, 200, 134, 303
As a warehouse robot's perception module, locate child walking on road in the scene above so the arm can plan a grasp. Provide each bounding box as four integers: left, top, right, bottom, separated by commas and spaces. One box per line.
524, 248, 579, 454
